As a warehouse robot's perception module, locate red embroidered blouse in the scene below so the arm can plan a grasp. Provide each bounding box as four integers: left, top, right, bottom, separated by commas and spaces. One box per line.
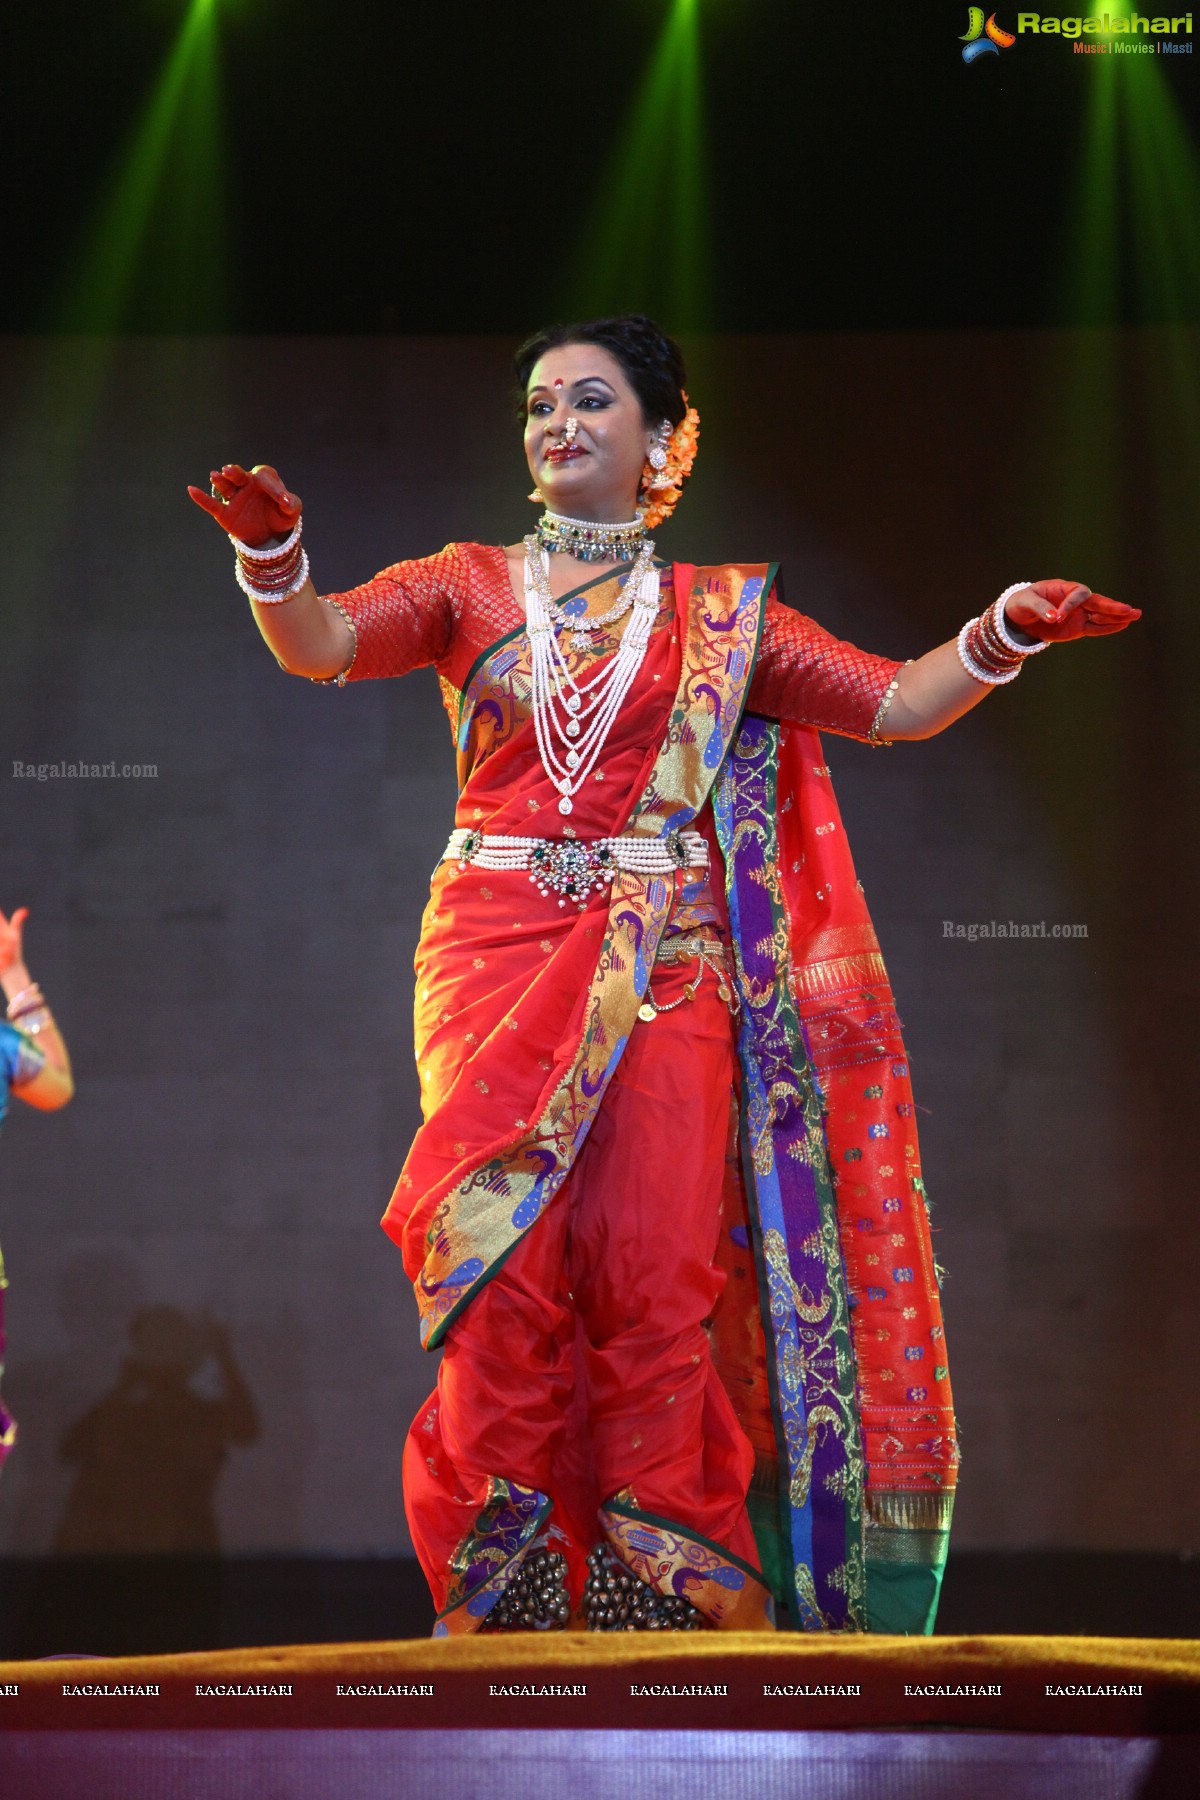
323, 543, 903, 744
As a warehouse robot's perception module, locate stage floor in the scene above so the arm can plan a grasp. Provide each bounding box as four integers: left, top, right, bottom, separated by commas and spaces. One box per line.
2, 1637, 1198, 1798
1, 1631, 1197, 1732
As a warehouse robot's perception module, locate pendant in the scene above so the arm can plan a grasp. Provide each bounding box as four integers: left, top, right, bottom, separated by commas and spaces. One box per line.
558, 795, 574, 815
570, 633, 591, 654
566, 719, 581, 738
566, 749, 580, 769
565, 695, 581, 714
637, 1003, 656, 1023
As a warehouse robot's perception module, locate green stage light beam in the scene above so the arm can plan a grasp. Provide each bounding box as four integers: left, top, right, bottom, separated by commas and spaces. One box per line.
0, 0, 226, 632
669, 0, 706, 328
54, 0, 223, 335
1020, 54, 1127, 897
1052, 51, 1122, 580
156, 0, 227, 332
1118, 57, 1200, 795
1124, 62, 1200, 319
1024, 49, 1200, 893
568, 0, 709, 329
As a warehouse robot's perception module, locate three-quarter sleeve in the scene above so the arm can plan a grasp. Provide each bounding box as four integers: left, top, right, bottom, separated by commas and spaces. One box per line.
748, 596, 904, 742
320, 544, 465, 682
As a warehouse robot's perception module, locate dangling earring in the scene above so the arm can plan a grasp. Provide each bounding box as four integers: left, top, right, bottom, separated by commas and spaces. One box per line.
649, 419, 671, 471
528, 486, 545, 504
639, 398, 698, 529
642, 420, 672, 491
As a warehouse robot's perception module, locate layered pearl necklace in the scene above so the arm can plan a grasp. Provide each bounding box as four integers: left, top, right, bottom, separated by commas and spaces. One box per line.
523, 534, 660, 816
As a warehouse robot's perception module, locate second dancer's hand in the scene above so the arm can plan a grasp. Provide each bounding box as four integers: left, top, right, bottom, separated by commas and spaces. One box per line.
0, 905, 29, 980
187, 463, 302, 548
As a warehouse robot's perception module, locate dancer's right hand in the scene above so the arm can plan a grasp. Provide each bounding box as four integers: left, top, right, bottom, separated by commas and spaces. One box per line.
187, 463, 302, 548
0, 905, 29, 977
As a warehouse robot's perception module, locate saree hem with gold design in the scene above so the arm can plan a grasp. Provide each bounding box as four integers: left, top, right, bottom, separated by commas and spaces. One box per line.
431, 1477, 552, 1637
600, 1493, 775, 1631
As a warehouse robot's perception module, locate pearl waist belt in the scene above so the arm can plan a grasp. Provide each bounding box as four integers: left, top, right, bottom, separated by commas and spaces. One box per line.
442, 827, 709, 909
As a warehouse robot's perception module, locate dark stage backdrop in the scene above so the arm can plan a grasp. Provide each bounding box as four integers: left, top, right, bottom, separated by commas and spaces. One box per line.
0, 333, 1192, 1585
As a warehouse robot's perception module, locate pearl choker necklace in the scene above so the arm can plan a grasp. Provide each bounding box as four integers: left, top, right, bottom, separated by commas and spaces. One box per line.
535, 510, 648, 564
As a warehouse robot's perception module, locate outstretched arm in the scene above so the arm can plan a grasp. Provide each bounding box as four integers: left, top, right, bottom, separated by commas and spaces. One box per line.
188, 463, 457, 683
1, 908, 73, 1110
749, 580, 1141, 743
881, 581, 1141, 741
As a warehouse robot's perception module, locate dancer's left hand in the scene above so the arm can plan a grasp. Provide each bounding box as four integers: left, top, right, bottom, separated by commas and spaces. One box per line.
1004, 580, 1142, 643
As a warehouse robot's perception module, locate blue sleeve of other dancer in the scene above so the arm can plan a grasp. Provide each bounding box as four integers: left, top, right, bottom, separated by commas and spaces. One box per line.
0, 1020, 39, 1133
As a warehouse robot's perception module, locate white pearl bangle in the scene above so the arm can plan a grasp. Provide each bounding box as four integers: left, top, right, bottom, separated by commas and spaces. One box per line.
993, 585, 1050, 655
234, 547, 311, 605
232, 521, 302, 562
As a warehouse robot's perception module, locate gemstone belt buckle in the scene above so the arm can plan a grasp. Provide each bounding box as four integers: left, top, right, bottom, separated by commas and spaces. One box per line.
530, 839, 615, 909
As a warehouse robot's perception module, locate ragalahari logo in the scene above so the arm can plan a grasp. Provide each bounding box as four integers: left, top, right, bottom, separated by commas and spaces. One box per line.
961, 8, 1017, 58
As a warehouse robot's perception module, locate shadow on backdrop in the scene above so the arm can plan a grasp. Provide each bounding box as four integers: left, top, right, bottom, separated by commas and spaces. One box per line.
53, 1304, 259, 1556
8, 1305, 258, 1654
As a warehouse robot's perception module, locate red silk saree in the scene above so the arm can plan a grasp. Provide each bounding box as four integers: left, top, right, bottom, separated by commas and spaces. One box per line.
328, 544, 959, 1634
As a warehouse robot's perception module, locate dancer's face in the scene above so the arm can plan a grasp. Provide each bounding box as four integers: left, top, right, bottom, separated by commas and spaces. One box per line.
524, 343, 655, 524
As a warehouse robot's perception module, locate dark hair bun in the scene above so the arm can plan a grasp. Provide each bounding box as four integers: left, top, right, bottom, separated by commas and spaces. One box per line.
514, 315, 687, 427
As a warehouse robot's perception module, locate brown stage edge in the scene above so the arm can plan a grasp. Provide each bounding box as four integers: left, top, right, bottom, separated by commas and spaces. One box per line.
0, 1635, 1197, 1734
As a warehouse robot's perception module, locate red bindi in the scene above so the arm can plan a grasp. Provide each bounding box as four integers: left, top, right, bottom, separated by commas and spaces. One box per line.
553, 378, 564, 390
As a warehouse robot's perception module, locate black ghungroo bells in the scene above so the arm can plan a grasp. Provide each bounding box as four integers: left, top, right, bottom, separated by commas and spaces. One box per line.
582, 1543, 706, 1631
482, 1547, 571, 1631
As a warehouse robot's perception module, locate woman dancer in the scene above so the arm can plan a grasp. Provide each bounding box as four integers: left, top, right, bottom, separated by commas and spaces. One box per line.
1, 906, 75, 1475
190, 316, 1139, 1635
